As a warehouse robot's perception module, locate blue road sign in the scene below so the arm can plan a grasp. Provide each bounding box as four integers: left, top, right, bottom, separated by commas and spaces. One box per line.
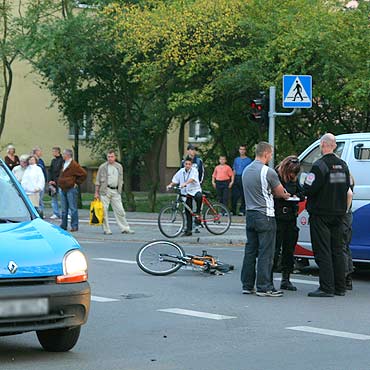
283, 75, 312, 108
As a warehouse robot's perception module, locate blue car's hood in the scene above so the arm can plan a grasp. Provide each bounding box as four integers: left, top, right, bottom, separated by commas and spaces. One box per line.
0, 219, 81, 278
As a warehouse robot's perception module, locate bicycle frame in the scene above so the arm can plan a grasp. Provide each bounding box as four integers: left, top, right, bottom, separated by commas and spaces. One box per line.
172, 189, 221, 223
160, 252, 217, 269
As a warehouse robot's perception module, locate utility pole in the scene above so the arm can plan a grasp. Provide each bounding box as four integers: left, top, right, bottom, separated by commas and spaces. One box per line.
268, 86, 297, 168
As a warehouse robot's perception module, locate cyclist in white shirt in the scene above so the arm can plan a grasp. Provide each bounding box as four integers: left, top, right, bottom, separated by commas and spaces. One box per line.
167, 156, 202, 236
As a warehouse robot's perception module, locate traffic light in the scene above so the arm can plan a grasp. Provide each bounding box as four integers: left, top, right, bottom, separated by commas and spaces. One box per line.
250, 98, 264, 121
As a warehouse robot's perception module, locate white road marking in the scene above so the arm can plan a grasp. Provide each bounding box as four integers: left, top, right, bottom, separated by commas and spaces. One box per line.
91, 295, 120, 303
93, 257, 137, 264
79, 240, 105, 244
158, 308, 236, 320
274, 277, 318, 286
287, 326, 370, 341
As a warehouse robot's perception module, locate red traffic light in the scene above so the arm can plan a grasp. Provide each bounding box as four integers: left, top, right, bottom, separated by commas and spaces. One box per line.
250, 98, 264, 120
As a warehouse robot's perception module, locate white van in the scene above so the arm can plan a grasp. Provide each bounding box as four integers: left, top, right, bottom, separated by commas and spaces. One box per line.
296, 133, 370, 263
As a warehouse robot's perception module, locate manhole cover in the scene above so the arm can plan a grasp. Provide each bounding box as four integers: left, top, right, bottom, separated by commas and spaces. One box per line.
121, 293, 152, 299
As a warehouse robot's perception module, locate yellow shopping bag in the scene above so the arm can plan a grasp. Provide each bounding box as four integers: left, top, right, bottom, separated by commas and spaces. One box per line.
89, 199, 104, 226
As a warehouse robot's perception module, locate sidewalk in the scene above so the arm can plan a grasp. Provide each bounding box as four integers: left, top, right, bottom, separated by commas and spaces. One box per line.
43, 208, 247, 247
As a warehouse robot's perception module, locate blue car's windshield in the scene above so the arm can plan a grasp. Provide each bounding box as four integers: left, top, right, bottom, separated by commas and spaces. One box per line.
0, 165, 32, 222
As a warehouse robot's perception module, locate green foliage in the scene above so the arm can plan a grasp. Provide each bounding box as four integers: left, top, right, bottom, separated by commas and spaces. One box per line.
16, 0, 370, 209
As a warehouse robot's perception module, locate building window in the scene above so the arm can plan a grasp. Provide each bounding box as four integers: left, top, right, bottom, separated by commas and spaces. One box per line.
68, 113, 93, 140
188, 119, 209, 143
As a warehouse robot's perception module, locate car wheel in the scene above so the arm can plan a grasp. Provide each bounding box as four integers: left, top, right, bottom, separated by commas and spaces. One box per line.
36, 326, 81, 352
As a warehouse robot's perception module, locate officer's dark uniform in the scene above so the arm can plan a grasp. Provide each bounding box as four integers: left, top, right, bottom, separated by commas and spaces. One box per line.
304, 153, 350, 295
274, 177, 305, 288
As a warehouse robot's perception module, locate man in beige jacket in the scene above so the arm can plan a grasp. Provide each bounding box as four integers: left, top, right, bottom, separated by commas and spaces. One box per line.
95, 150, 134, 235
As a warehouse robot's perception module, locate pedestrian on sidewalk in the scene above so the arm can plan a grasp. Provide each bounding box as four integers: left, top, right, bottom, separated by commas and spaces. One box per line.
12, 154, 30, 182
4, 145, 20, 171
32, 146, 47, 218
94, 149, 134, 235
231, 144, 252, 216
58, 149, 87, 232
240, 142, 290, 297
48, 146, 64, 219
212, 155, 234, 207
21, 155, 45, 216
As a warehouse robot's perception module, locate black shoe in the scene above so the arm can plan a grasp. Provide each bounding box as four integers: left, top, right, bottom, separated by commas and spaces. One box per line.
345, 275, 353, 290
181, 231, 192, 237
280, 280, 297, 291
194, 216, 201, 226
334, 291, 346, 296
308, 289, 334, 297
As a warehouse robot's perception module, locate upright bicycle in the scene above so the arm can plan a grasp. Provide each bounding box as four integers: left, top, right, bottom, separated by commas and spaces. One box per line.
158, 186, 231, 238
136, 240, 234, 276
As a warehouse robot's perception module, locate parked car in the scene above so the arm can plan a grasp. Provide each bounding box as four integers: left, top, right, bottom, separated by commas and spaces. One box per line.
0, 159, 90, 352
295, 133, 370, 265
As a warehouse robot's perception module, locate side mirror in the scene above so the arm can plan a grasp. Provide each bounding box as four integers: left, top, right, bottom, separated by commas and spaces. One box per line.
298, 172, 307, 186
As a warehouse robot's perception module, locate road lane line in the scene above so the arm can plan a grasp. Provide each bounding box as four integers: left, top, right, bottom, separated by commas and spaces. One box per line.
79, 240, 105, 244
91, 295, 120, 303
93, 258, 137, 264
287, 326, 370, 340
158, 308, 236, 320
274, 277, 318, 286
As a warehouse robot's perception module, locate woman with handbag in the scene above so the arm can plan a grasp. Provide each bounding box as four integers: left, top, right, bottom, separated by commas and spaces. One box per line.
21, 155, 45, 217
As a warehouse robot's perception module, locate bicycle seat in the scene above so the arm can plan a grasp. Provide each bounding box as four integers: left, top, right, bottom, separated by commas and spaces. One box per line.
202, 191, 212, 197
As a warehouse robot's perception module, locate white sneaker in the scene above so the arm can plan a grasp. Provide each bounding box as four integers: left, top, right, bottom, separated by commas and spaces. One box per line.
50, 214, 59, 219
122, 230, 135, 234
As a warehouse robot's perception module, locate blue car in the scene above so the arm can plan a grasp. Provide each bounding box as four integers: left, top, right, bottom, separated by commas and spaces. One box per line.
0, 159, 90, 352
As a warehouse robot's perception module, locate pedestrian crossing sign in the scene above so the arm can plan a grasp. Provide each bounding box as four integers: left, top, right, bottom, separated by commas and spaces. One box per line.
283, 75, 312, 108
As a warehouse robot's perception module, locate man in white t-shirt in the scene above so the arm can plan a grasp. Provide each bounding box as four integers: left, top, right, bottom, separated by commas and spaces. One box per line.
167, 156, 202, 236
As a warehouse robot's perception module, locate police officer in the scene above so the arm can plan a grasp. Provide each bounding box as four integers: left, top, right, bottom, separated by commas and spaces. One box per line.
273, 156, 305, 291
304, 133, 351, 297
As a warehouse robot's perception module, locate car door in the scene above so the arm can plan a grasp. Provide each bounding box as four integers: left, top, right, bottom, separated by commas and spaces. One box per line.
346, 139, 370, 259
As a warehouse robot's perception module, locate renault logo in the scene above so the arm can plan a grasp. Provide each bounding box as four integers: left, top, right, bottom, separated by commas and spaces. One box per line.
7, 261, 18, 274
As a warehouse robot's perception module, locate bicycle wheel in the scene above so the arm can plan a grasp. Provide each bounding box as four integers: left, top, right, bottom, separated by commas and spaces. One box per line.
136, 240, 185, 276
158, 204, 185, 238
204, 202, 231, 235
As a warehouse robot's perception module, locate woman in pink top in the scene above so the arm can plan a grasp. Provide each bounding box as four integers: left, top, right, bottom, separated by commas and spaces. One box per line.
212, 156, 234, 207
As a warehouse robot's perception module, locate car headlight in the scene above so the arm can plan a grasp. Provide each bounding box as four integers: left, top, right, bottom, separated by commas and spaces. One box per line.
57, 250, 88, 284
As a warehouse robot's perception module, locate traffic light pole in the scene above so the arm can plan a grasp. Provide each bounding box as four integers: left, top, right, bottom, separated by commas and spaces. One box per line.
268, 86, 297, 168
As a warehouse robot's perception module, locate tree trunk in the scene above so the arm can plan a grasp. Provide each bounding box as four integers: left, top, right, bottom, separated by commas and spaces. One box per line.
118, 145, 136, 211
123, 158, 136, 212
0, 58, 12, 139
178, 119, 186, 163
144, 133, 166, 212
72, 120, 82, 209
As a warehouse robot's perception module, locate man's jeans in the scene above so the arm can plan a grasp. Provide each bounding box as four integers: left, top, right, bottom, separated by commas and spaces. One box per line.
51, 189, 61, 218
60, 187, 78, 230
39, 189, 45, 212
241, 211, 276, 292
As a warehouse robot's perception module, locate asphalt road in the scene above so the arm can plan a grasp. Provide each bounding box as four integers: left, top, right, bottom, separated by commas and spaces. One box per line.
1, 211, 370, 370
